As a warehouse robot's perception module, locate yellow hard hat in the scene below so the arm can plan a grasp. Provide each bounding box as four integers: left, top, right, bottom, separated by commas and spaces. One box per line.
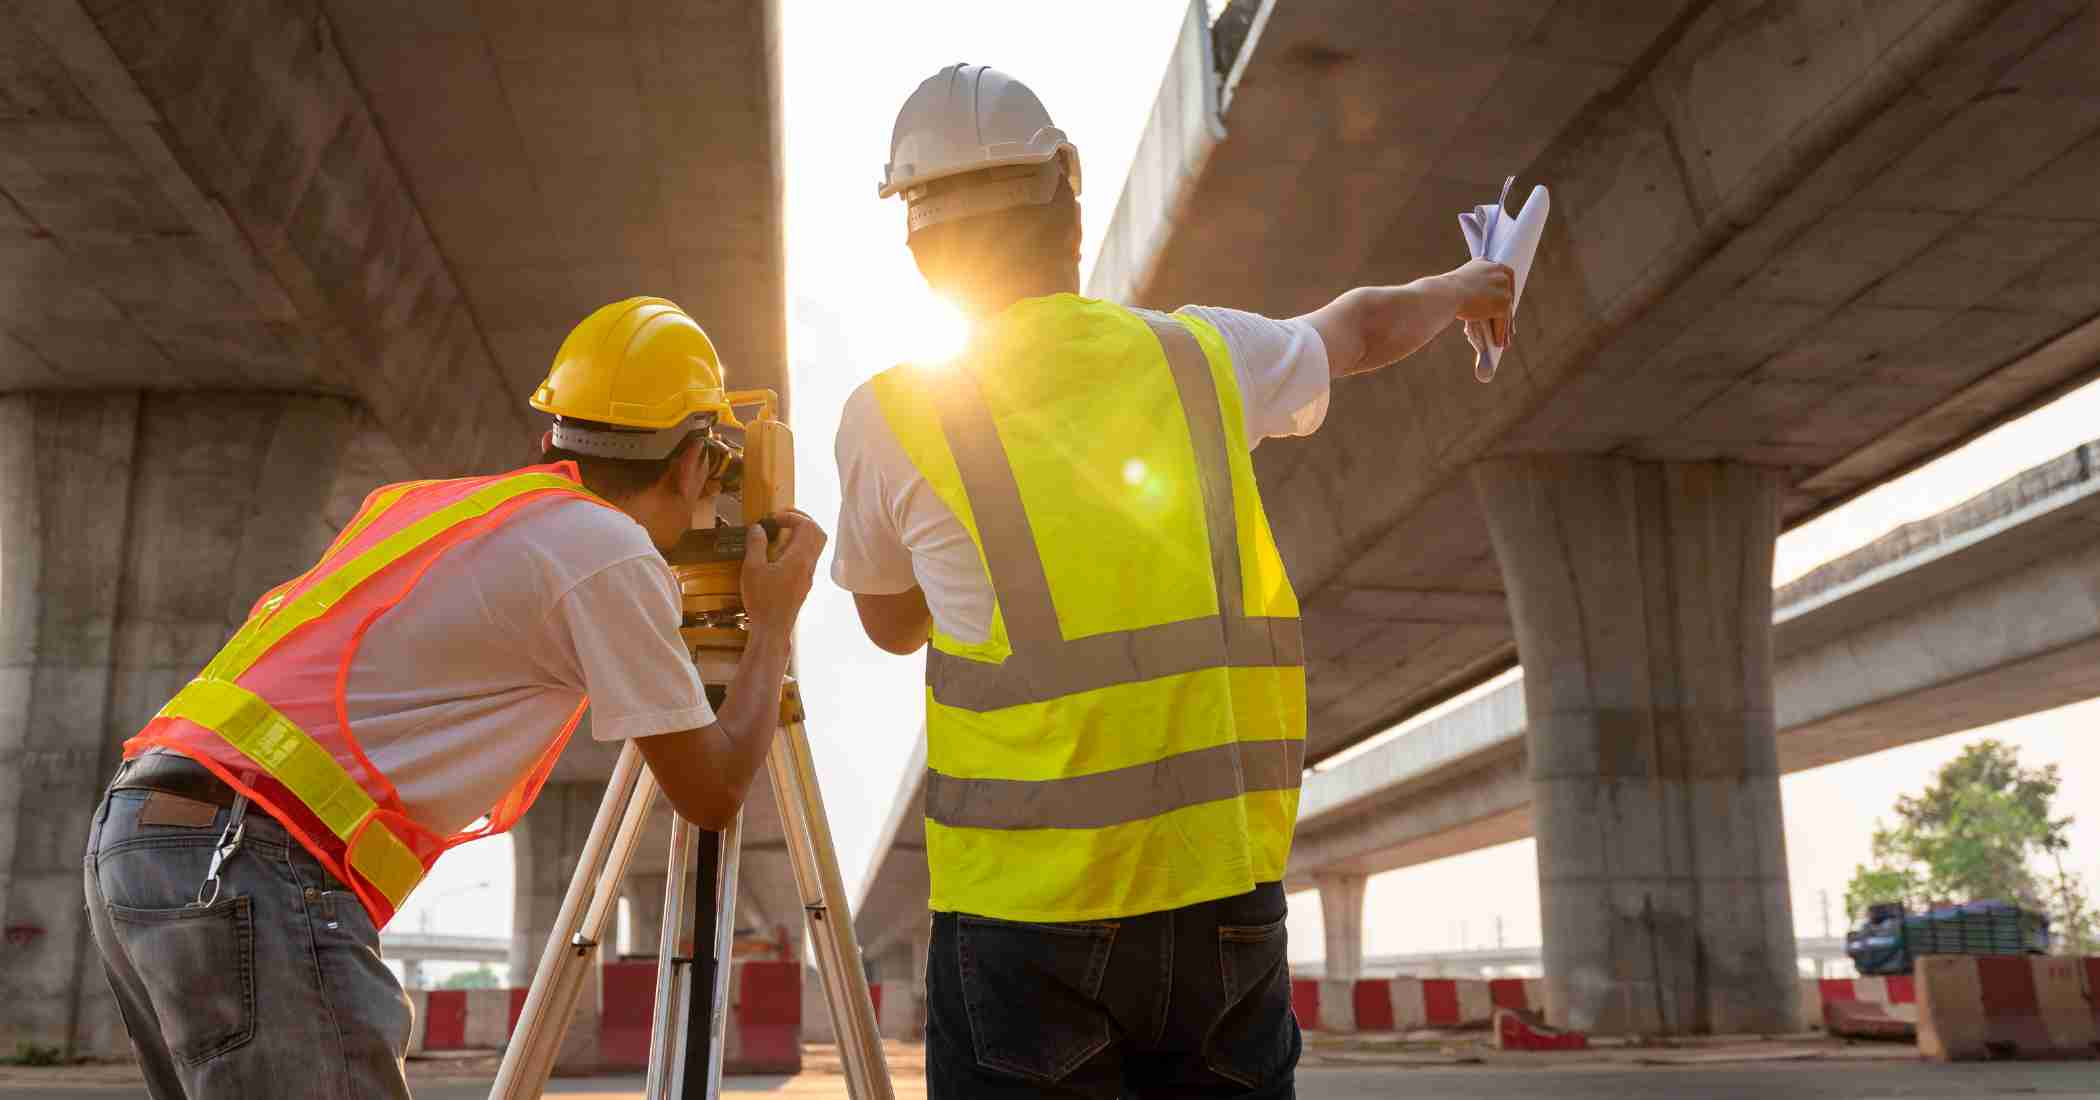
531, 297, 737, 459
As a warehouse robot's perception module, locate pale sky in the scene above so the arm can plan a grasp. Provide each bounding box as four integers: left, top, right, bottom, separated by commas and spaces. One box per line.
393, 2, 2100, 977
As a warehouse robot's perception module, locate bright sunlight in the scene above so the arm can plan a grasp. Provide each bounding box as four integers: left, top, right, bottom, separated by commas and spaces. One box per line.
861, 284, 971, 371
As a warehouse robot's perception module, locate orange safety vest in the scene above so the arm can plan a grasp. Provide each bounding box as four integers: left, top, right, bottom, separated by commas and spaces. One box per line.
125, 462, 617, 928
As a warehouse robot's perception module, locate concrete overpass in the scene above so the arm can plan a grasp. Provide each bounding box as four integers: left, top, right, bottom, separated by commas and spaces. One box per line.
0, 0, 790, 1057
856, 435, 2100, 977
1288, 436, 2100, 916
860, 0, 2100, 1035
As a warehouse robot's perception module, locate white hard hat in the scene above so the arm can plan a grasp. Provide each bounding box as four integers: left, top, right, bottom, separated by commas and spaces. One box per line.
880, 64, 1082, 232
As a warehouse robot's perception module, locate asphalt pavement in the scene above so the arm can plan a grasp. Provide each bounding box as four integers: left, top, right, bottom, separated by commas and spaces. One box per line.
6, 1059, 2099, 1098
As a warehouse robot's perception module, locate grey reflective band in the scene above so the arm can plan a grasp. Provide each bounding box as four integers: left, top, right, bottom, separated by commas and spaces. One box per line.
550, 413, 713, 460
925, 738, 1304, 831
924, 311, 1304, 713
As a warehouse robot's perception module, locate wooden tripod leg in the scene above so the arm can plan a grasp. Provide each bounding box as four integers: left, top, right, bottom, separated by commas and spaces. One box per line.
644, 815, 696, 1099
768, 716, 894, 1100
488, 742, 660, 1100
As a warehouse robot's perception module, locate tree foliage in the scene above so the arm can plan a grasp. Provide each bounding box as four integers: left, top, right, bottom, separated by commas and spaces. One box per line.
1845, 739, 2095, 953
439, 966, 502, 990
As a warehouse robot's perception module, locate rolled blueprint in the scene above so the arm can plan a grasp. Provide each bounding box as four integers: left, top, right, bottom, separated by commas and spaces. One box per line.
1458, 176, 1550, 382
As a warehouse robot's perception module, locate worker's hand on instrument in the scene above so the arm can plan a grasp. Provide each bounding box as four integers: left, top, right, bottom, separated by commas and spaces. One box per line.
742, 509, 826, 631
1445, 259, 1515, 348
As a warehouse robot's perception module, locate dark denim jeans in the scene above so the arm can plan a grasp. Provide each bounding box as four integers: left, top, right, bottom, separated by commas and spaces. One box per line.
926, 882, 1298, 1099
84, 765, 412, 1099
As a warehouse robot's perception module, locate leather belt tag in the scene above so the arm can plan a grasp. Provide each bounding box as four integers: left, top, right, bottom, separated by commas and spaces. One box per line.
139, 792, 221, 828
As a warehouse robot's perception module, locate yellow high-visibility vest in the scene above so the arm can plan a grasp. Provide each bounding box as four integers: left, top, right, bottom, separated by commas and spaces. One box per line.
871, 294, 1306, 922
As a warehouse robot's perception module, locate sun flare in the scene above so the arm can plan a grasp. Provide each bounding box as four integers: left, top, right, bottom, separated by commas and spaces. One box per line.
867, 286, 971, 369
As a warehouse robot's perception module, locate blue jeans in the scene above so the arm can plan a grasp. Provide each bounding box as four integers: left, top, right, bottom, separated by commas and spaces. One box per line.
926, 882, 1299, 1099
84, 765, 413, 1099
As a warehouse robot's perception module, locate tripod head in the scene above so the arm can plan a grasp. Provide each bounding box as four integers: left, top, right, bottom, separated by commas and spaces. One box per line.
667, 390, 793, 658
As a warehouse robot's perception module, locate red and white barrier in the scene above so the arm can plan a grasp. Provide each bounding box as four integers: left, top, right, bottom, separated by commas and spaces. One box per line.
1917, 955, 2100, 1061
1811, 975, 1919, 1039
1492, 1006, 1587, 1051
409, 960, 802, 1074
1290, 977, 1539, 1032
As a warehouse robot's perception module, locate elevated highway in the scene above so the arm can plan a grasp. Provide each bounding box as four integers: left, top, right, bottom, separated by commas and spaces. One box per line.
1290, 440, 2100, 975
863, 1, 2100, 1034
0, 0, 788, 1056
858, 438, 2100, 973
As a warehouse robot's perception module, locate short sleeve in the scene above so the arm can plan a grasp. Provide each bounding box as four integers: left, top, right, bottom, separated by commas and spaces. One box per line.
552, 556, 716, 741
830, 384, 922, 595
1175, 305, 1332, 446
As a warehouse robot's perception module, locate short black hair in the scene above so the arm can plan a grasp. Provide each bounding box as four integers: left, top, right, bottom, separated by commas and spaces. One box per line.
907, 175, 1080, 296
543, 419, 705, 501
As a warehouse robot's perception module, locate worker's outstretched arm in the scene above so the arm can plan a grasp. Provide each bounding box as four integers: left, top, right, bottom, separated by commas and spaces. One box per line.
637, 511, 826, 830
1301, 259, 1515, 380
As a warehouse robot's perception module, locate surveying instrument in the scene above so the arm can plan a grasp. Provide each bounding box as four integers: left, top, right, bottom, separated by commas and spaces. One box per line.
490, 393, 893, 1100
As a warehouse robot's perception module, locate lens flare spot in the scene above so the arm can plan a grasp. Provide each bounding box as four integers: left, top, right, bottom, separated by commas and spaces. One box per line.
1123, 459, 1147, 487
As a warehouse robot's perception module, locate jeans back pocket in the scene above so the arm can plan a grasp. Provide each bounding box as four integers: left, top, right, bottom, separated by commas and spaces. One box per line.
956, 915, 1116, 1083
1207, 915, 1298, 1089
108, 896, 256, 1065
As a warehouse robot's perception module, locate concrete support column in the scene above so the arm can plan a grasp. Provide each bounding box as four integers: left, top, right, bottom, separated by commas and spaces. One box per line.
1472, 457, 1798, 1036
401, 959, 426, 991
623, 873, 667, 958
872, 940, 918, 1040
1314, 872, 1368, 982
510, 780, 607, 1068
738, 846, 809, 965
0, 392, 357, 1057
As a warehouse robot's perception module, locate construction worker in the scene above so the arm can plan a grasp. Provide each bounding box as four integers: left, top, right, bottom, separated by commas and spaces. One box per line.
832, 65, 1515, 1098
80, 298, 825, 1100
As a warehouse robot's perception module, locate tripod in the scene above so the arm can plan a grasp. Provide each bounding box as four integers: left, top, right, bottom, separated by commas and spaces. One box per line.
488, 400, 892, 1099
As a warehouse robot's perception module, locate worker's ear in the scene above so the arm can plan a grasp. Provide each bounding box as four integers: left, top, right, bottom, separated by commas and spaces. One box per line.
673, 435, 709, 499
539, 429, 554, 456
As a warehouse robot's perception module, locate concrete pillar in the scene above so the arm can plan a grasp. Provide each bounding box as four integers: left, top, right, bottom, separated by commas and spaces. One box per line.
1472, 457, 1799, 1036
0, 392, 357, 1057
402, 959, 425, 991
737, 846, 808, 964
1314, 872, 1368, 982
509, 780, 607, 1069
624, 873, 668, 958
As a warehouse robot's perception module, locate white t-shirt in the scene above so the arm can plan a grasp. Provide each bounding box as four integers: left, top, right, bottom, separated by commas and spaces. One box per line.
830, 304, 1331, 642
331, 497, 714, 834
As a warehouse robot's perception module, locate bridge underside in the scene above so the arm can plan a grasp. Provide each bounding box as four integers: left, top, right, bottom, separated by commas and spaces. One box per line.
1, 0, 785, 1057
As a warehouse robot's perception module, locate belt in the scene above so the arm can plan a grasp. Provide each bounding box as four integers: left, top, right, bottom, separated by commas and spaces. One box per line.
111, 751, 240, 809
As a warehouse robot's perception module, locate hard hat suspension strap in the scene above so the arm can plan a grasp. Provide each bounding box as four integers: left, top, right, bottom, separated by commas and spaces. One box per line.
550, 412, 716, 461
906, 161, 1065, 234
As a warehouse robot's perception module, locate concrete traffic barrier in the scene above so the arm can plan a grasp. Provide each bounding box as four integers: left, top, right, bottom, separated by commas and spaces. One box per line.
1291, 977, 1522, 1032
1814, 975, 1918, 1039
1492, 1006, 1587, 1051
1917, 955, 2100, 1061
406, 959, 802, 1075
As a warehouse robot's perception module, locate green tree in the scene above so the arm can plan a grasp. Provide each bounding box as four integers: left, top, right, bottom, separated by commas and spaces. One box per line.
1845, 739, 2093, 952
439, 966, 502, 990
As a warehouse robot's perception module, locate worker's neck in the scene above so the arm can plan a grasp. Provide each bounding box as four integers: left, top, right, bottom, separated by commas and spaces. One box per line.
602, 485, 689, 551
952, 266, 1081, 320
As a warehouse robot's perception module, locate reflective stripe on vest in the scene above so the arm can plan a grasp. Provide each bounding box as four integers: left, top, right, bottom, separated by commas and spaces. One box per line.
160, 470, 590, 907
159, 679, 424, 908
921, 313, 1305, 831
